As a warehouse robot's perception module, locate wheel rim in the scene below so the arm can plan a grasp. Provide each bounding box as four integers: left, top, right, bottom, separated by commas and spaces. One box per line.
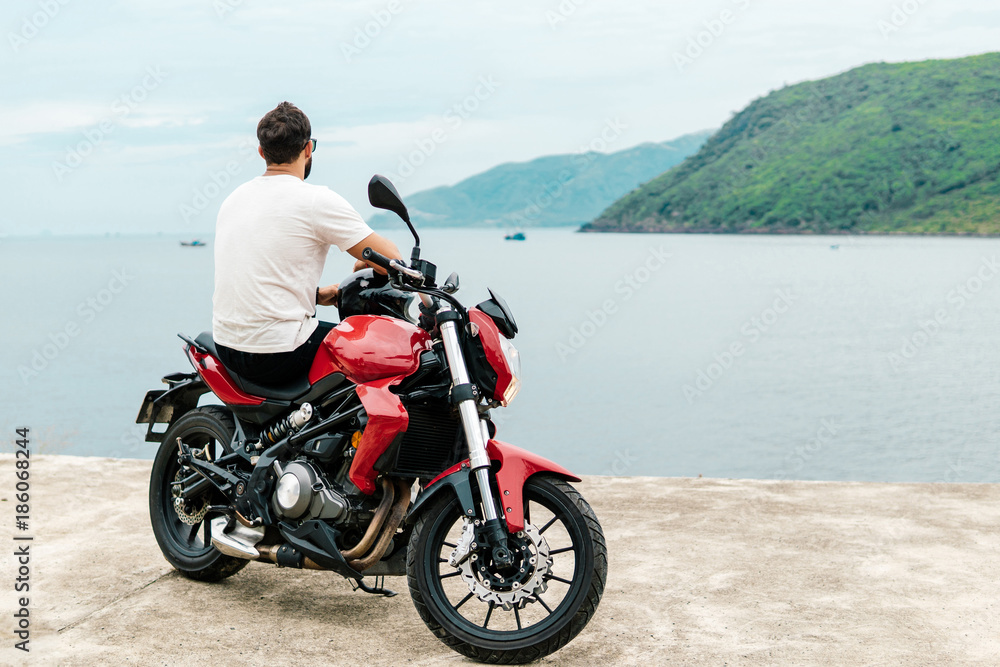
421, 481, 590, 642
156, 425, 228, 559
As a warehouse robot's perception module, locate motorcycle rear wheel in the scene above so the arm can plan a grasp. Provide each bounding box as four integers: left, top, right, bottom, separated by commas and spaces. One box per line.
407, 476, 607, 664
148, 406, 248, 582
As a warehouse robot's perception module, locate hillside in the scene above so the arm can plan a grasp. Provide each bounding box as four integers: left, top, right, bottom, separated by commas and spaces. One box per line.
584, 52, 1000, 234
370, 131, 711, 228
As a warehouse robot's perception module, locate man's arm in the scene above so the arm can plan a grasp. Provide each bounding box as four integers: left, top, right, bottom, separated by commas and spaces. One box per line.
316, 232, 403, 307
346, 232, 403, 274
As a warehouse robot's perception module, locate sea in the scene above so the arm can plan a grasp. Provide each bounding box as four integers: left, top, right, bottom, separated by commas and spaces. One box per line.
2, 228, 999, 483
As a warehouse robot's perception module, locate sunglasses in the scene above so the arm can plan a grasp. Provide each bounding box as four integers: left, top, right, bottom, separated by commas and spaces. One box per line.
305, 138, 317, 152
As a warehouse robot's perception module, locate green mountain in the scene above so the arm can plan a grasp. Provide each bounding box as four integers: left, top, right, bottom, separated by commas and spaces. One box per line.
584, 52, 1000, 235
370, 131, 711, 228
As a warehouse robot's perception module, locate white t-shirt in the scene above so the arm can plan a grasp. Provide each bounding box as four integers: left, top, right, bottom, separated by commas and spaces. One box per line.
212, 175, 373, 353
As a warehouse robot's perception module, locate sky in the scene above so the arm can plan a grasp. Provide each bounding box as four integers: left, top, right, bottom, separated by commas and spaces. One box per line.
2, 0, 999, 235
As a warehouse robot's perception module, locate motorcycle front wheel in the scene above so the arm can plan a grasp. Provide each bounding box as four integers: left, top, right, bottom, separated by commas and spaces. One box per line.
407, 475, 607, 664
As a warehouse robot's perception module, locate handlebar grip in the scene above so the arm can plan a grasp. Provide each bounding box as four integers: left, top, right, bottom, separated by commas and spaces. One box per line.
361, 247, 393, 271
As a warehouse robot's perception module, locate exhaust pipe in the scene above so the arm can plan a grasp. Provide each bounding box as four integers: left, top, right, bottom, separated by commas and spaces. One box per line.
256, 544, 328, 570
250, 478, 411, 573
340, 477, 395, 560
210, 516, 265, 559
346, 479, 412, 572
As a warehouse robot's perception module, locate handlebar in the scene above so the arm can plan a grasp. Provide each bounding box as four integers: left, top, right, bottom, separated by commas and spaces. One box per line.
361, 246, 466, 320
390, 259, 424, 282
362, 247, 426, 284
361, 247, 393, 271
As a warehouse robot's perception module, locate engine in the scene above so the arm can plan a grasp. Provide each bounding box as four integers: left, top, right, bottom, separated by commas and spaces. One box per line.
272, 460, 349, 523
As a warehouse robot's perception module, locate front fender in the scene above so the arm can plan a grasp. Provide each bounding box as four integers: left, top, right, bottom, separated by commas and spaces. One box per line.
407, 462, 478, 524
407, 439, 580, 533
487, 439, 580, 532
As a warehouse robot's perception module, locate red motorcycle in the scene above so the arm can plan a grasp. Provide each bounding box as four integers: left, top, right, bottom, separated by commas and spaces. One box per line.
137, 176, 606, 663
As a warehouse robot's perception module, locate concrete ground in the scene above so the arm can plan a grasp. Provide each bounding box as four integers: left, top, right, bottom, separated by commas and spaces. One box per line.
0, 454, 998, 666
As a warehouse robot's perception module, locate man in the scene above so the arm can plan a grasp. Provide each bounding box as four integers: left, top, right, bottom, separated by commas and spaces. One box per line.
212, 101, 402, 386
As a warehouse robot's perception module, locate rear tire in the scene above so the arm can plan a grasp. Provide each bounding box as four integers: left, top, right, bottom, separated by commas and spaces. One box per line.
149, 406, 248, 582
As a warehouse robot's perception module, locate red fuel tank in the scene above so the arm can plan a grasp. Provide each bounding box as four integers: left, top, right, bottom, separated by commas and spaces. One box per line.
308, 315, 432, 385
308, 315, 433, 494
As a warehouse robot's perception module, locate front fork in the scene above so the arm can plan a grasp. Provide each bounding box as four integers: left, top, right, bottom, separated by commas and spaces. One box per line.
436, 307, 515, 566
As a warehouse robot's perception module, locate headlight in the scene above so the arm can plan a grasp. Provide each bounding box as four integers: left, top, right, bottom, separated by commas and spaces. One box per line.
498, 335, 521, 406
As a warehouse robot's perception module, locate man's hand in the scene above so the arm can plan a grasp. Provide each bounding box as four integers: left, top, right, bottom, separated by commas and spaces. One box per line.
353, 259, 369, 272
317, 284, 339, 307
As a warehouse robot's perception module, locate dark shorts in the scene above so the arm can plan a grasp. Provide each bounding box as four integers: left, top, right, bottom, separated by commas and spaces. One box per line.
216, 321, 336, 387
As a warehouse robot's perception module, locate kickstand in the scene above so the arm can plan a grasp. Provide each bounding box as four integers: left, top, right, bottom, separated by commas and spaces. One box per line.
352, 576, 397, 597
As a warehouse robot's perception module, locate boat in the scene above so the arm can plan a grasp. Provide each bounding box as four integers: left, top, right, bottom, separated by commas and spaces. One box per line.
504, 231, 526, 241
181, 240, 207, 247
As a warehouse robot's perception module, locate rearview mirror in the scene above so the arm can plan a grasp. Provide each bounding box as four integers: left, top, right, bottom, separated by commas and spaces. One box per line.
368, 175, 410, 223
368, 174, 421, 260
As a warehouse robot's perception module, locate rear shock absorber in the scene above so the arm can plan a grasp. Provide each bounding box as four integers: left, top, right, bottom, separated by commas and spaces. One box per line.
262, 403, 314, 444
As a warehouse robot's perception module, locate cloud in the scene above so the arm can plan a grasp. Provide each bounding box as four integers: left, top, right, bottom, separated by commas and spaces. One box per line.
118, 111, 208, 129
0, 102, 106, 146
4, 0, 1000, 233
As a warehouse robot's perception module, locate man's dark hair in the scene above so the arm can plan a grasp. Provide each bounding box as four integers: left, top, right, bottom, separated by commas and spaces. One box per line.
257, 101, 311, 165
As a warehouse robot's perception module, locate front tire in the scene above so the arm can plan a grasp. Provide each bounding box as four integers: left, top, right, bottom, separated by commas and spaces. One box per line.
407, 476, 607, 664
149, 406, 248, 582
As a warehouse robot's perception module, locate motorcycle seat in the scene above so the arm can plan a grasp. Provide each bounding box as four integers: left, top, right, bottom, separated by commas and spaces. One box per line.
194, 331, 313, 402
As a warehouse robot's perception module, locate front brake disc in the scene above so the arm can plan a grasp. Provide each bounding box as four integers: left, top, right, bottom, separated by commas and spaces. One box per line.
455, 523, 553, 611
